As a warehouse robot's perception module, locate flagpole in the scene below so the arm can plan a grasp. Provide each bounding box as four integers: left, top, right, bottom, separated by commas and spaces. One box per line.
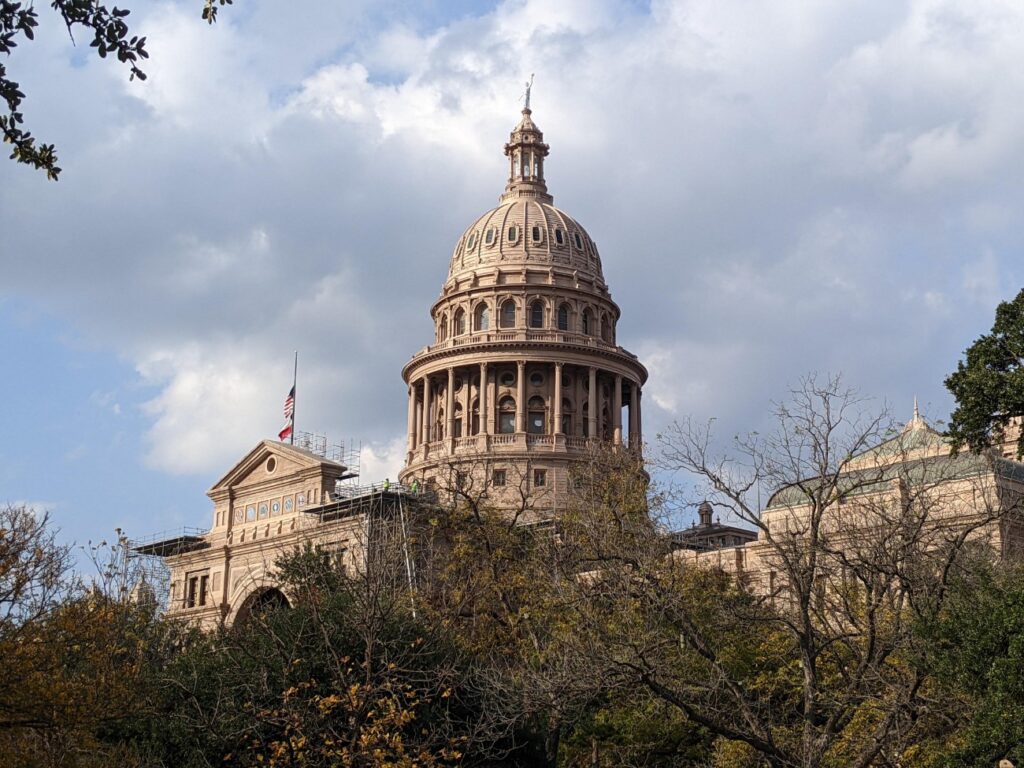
291, 350, 297, 445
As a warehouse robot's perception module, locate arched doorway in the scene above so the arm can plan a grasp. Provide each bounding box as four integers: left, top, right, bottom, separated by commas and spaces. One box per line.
233, 586, 290, 627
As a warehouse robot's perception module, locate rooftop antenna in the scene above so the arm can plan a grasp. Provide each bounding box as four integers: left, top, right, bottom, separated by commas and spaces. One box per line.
523, 73, 534, 111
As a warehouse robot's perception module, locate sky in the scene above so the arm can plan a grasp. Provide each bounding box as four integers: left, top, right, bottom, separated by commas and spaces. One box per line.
1, 0, 1021, 548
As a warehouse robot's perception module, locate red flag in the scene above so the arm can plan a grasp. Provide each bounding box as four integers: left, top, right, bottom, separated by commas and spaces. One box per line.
278, 422, 293, 441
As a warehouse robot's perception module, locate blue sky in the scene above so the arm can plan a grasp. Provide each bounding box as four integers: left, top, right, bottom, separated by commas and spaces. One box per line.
1, 0, 1021, 548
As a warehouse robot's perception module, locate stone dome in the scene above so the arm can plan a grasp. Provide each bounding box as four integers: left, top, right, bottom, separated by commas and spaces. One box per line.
445, 105, 605, 285
447, 200, 604, 282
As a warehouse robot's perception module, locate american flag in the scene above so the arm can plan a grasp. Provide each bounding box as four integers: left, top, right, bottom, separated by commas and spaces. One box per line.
283, 386, 295, 419
279, 385, 295, 441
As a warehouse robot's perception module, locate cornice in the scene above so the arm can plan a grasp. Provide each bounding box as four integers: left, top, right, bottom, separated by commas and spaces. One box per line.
402, 339, 648, 383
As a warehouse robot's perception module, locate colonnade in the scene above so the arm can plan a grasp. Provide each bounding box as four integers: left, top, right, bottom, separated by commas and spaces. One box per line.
406, 360, 642, 452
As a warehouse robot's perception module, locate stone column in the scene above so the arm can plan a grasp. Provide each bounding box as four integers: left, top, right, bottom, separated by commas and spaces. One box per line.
628, 381, 638, 446
588, 366, 597, 439
446, 368, 455, 441
407, 384, 416, 450
414, 394, 422, 447
613, 373, 623, 445
461, 368, 471, 437
553, 362, 563, 434
480, 362, 489, 435
635, 385, 643, 447
422, 376, 432, 443
516, 360, 526, 433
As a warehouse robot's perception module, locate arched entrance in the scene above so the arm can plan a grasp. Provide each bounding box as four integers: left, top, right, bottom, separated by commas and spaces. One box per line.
233, 586, 290, 627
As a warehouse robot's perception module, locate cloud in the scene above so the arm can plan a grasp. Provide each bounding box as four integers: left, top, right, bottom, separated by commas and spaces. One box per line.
3, 0, 1023, 494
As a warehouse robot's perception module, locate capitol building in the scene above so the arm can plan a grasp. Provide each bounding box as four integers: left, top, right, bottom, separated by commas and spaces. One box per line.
134, 104, 1024, 628
136, 104, 650, 625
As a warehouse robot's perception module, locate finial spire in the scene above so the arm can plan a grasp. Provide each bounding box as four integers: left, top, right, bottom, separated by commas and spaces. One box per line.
913, 396, 920, 420
523, 73, 534, 111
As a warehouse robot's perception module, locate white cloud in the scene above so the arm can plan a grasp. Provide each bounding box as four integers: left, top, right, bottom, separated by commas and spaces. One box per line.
4, 0, 1024, 492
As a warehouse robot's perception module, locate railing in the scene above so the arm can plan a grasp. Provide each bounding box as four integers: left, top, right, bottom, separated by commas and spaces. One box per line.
409, 330, 639, 360
408, 434, 604, 459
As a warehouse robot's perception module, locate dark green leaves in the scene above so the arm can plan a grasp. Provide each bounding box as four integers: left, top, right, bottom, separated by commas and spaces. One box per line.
945, 289, 1024, 458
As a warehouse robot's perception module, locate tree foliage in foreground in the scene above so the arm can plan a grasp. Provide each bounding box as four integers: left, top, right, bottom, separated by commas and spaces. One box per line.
5, 365, 1024, 766
1, 0, 232, 179
946, 287, 1024, 459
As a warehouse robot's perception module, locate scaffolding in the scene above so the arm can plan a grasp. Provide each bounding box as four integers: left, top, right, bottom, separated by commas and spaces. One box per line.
125, 527, 208, 612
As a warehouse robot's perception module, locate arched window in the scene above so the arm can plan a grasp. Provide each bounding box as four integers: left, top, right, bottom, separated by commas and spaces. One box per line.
474, 303, 489, 332
528, 396, 546, 434
582, 309, 592, 335
557, 304, 570, 331
531, 225, 542, 243
453, 403, 463, 438
439, 313, 448, 341
529, 300, 544, 328
561, 397, 573, 435
582, 401, 590, 437
500, 299, 516, 329
471, 399, 480, 435
435, 406, 444, 441
600, 314, 610, 342
498, 396, 516, 434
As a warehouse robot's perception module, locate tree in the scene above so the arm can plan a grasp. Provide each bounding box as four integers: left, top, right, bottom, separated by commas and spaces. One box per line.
0, 507, 182, 766
945, 287, 1024, 459
916, 559, 1024, 767
566, 374, 1018, 767
1, 0, 232, 179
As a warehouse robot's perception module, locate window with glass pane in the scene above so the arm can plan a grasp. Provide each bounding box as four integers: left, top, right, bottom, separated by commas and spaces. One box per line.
500, 413, 515, 433
475, 304, 489, 331
557, 305, 569, 331
492, 470, 506, 487
532, 225, 541, 242
533, 469, 546, 487
530, 301, 544, 328
501, 300, 516, 328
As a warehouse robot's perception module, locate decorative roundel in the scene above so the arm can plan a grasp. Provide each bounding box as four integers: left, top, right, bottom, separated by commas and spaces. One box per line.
284, 497, 294, 513
266, 456, 277, 473
563, 375, 573, 388
246, 505, 256, 521
234, 508, 244, 523
271, 500, 281, 516
258, 502, 269, 519
529, 372, 544, 387
297, 493, 306, 507
454, 377, 464, 392
500, 371, 516, 387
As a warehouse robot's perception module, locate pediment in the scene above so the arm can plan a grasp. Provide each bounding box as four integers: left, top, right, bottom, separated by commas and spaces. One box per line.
207, 440, 345, 497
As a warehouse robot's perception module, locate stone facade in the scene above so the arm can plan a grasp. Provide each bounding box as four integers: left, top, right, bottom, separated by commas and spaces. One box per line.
399, 107, 647, 514
136, 441, 382, 627
673, 411, 1024, 591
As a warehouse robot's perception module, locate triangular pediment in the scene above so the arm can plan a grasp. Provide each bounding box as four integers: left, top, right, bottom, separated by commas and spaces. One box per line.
207, 440, 346, 497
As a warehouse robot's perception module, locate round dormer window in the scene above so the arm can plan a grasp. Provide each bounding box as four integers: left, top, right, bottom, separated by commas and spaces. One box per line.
266, 456, 277, 473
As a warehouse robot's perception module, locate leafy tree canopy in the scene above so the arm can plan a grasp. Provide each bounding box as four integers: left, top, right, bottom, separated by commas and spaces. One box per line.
945, 288, 1024, 458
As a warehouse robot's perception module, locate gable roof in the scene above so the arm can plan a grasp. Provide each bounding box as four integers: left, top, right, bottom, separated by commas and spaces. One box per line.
207, 439, 347, 495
